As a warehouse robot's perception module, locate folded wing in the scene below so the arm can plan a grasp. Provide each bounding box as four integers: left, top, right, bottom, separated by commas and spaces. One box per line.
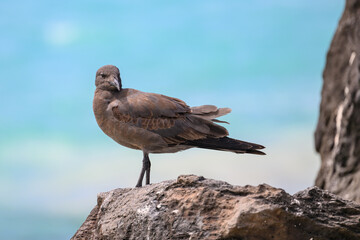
111, 90, 230, 145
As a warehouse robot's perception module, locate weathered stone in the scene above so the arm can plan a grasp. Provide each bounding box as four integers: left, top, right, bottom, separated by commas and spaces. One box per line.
72, 175, 360, 240
314, 0, 360, 202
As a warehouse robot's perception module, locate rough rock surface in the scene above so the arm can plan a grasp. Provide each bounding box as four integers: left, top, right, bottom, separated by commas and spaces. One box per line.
72, 175, 360, 240
314, 0, 360, 203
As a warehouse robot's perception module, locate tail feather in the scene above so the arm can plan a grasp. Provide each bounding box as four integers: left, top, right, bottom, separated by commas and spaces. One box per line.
191, 105, 232, 122
184, 137, 266, 155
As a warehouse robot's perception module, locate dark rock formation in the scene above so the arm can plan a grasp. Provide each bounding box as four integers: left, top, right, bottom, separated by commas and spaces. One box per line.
72, 175, 360, 240
314, 0, 360, 203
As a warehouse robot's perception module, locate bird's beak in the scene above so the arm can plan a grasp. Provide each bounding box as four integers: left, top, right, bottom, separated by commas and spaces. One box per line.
110, 77, 120, 91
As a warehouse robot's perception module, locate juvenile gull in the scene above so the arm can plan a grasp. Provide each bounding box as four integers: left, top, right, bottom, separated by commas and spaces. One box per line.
93, 65, 265, 187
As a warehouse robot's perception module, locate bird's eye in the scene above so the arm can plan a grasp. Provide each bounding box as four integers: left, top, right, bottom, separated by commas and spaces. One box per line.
100, 73, 106, 78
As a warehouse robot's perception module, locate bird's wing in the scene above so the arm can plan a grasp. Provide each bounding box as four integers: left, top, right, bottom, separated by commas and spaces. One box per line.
111, 90, 229, 145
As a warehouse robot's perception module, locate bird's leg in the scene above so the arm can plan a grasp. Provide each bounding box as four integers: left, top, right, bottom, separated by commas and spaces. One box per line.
144, 153, 151, 185
135, 152, 151, 187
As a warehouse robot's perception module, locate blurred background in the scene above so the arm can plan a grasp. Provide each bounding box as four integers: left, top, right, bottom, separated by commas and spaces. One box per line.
0, 0, 343, 239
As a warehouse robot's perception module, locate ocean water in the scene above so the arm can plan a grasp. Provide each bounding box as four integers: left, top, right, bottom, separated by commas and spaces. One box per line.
0, 1, 343, 239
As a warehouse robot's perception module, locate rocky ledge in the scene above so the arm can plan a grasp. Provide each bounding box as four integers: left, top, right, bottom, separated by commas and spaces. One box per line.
72, 175, 360, 240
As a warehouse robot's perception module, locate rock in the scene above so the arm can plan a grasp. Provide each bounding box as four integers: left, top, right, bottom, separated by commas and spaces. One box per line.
72, 175, 360, 240
314, 0, 360, 202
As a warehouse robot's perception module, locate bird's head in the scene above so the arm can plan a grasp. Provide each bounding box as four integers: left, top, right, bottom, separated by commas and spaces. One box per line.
95, 65, 122, 91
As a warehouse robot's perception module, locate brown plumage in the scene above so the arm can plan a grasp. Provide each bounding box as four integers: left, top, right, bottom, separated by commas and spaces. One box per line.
93, 65, 265, 187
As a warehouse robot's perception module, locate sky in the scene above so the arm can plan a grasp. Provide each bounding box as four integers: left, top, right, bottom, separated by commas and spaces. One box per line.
0, 1, 344, 239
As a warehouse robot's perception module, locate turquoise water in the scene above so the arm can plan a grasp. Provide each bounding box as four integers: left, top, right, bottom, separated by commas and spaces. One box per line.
0, 1, 343, 239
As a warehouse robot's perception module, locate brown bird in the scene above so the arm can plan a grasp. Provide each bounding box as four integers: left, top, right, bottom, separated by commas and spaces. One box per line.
93, 65, 265, 187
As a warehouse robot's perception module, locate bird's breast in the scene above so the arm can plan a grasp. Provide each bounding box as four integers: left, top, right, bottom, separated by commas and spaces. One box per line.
93, 89, 172, 152
93, 98, 140, 150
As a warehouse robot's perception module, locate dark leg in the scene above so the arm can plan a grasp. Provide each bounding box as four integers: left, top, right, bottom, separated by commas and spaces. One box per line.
145, 153, 151, 185
135, 152, 151, 187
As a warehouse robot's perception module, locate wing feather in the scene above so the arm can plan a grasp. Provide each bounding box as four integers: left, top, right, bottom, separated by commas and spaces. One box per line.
112, 89, 229, 145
